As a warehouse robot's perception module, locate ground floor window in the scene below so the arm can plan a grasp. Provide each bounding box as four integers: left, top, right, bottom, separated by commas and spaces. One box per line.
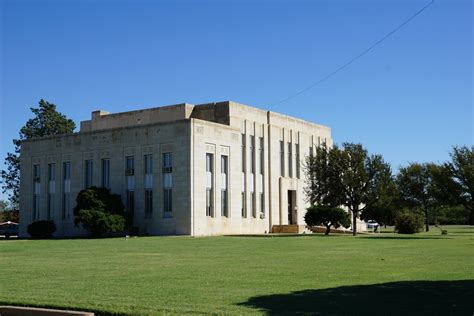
145, 189, 153, 217
221, 189, 228, 217
126, 190, 135, 214
164, 188, 172, 215
241, 192, 246, 217
206, 188, 213, 217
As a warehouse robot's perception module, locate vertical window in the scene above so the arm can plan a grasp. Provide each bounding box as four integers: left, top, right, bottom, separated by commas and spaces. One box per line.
309, 146, 314, 157
145, 190, 153, 217
62, 162, 71, 220
241, 192, 246, 218
206, 153, 214, 217
221, 155, 228, 217
259, 137, 264, 217
144, 154, 153, 217
47, 163, 55, 219
125, 156, 135, 216
163, 153, 172, 215
280, 140, 284, 177
33, 164, 41, 220
101, 159, 110, 188
296, 143, 300, 179
251, 192, 256, 217
84, 160, 93, 188
241, 134, 246, 172
250, 136, 255, 174
241, 134, 246, 218
287, 142, 292, 178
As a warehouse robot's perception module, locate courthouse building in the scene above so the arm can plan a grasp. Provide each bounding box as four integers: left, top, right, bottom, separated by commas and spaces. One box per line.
19, 101, 334, 237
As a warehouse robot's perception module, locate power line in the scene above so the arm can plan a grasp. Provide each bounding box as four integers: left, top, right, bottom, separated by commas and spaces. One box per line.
269, 0, 435, 108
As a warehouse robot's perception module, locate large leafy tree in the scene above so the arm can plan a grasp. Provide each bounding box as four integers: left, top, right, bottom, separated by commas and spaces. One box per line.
305, 143, 394, 235
396, 163, 440, 232
445, 146, 474, 225
304, 205, 351, 235
1, 99, 75, 207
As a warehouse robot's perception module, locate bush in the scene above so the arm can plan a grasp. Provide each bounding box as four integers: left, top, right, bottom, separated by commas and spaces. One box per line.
305, 205, 351, 235
395, 212, 425, 234
74, 187, 126, 237
76, 209, 125, 237
27, 220, 56, 238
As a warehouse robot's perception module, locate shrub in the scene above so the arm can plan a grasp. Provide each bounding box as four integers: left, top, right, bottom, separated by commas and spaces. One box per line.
74, 187, 124, 216
305, 205, 351, 235
76, 209, 125, 237
27, 220, 56, 238
74, 187, 126, 237
395, 212, 424, 234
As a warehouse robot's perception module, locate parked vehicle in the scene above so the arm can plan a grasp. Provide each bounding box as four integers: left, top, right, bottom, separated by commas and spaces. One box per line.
366, 220, 379, 229
0, 221, 19, 239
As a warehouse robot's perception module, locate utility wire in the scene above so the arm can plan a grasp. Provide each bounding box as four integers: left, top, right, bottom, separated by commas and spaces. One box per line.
269, 0, 435, 108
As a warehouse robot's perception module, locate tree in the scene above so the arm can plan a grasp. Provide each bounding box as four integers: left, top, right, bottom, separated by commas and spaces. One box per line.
396, 163, 439, 232
445, 146, 474, 225
0, 200, 9, 212
305, 143, 394, 236
304, 205, 351, 235
1, 100, 76, 206
394, 212, 425, 234
74, 187, 126, 237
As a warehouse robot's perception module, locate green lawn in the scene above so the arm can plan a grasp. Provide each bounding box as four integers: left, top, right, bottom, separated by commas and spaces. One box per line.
1, 226, 473, 315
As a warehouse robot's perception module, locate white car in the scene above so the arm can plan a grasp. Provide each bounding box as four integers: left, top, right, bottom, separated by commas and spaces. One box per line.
366, 220, 379, 229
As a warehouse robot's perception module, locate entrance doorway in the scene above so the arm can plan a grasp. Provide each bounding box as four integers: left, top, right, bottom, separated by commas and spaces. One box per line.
287, 190, 296, 224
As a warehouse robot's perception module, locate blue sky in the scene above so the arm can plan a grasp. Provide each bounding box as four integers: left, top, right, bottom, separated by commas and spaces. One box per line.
0, 0, 472, 200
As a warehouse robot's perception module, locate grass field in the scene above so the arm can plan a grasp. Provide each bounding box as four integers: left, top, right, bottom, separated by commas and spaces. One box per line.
1, 226, 473, 315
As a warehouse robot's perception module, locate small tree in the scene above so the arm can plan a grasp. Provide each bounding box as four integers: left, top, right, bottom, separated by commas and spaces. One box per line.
394, 212, 424, 234
74, 187, 126, 237
305, 205, 351, 235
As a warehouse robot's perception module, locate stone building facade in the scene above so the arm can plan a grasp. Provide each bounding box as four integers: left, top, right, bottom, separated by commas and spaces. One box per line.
19, 101, 335, 237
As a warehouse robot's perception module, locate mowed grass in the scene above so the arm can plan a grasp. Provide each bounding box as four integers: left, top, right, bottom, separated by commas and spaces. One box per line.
0, 226, 473, 315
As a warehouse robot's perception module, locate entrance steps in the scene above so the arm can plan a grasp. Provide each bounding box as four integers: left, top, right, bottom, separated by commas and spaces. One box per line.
271, 225, 312, 234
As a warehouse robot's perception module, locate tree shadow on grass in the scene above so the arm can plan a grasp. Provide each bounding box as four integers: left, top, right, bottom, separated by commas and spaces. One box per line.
238, 280, 474, 315
357, 235, 451, 240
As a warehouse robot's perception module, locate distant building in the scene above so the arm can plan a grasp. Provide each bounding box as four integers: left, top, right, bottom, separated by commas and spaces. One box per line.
19, 101, 346, 237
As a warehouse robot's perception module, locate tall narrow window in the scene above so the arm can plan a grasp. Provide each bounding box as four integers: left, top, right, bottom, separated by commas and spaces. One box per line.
241, 134, 246, 172
125, 156, 135, 216
101, 159, 110, 188
84, 160, 93, 188
259, 137, 264, 217
62, 162, 71, 220
280, 140, 284, 177
309, 146, 314, 157
221, 155, 228, 217
47, 163, 55, 219
206, 153, 214, 217
163, 153, 172, 215
250, 136, 255, 174
33, 164, 41, 220
288, 142, 292, 178
296, 143, 300, 179
241, 192, 246, 218
144, 154, 153, 217
241, 134, 246, 218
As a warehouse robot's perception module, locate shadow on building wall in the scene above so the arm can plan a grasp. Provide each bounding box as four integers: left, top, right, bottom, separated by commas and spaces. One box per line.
237, 280, 474, 315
